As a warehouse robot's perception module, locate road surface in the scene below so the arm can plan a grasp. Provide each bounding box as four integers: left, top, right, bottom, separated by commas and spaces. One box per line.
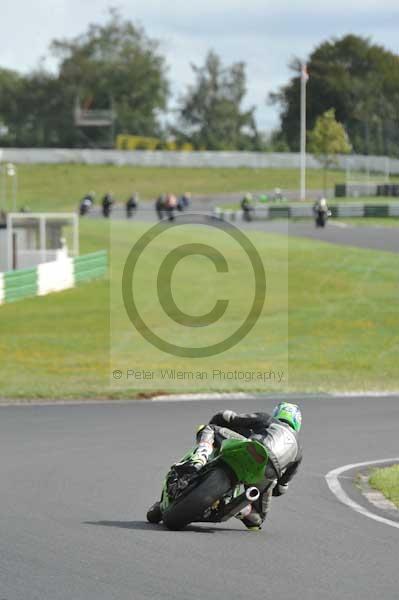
91, 206, 399, 254
1, 395, 398, 600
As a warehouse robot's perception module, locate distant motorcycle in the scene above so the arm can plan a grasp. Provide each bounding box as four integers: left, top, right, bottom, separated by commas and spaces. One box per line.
241, 194, 254, 222
313, 198, 331, 228
102, 194, 114, 218
315, 208, 331, 228
126, 195, 138, 219
79, 194, 94, 216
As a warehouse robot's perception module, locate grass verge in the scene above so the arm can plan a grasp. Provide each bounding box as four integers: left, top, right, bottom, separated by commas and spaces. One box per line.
0, 219, 398, 399
11, 164, 366, 212
369, 465, 399, 508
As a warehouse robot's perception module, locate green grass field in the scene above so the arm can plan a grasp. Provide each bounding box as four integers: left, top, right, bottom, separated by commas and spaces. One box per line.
369, 465, 399, 508
0, 219, 397, 399
8, 164, 372, 212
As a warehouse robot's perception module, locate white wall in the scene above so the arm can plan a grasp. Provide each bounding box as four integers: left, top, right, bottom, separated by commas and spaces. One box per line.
1, 148, 398, 173
0, 229, 7, 271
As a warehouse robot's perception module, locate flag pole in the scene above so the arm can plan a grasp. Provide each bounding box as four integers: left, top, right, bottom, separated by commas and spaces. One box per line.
300, 63, 307, 201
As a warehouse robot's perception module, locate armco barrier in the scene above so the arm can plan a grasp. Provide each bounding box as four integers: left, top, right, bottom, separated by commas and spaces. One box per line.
0, 273, 5, 304
0, 251, 107, 305
214, 203, 399, 222
4, 267, 37, 303
73, 251, 107, 283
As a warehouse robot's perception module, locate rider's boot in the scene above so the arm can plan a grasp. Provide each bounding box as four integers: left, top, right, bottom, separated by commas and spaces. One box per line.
146, 501, 163, 524
236, 482, 275, 531
175, 425, 215, 474
235, 505, 263, 531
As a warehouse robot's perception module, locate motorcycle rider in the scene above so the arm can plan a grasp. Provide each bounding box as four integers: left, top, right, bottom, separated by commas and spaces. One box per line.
241, 192, 254, 222
148, 402, 302, 531
126, 193, 138, 218
102, 192, 114, 218
313, 197, 330, 226
79, 191, 95, 216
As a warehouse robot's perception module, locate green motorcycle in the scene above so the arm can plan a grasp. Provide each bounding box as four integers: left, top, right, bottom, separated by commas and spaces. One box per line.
147, 438, 269, 531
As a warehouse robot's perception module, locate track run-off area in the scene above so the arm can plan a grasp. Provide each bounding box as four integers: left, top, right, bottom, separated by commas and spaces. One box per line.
1, 395, 398, 600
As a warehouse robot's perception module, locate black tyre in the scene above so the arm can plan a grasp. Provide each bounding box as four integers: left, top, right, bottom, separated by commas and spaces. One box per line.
163, 467, 232, 531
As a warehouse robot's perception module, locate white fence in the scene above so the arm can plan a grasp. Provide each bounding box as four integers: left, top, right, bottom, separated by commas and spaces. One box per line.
1, 148, 399, 173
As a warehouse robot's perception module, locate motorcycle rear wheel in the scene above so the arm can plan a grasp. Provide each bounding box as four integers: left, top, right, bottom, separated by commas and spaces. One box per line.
163, 467, 232, 531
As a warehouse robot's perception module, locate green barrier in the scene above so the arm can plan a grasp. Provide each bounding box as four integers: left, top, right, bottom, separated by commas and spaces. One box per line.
75, 267, 107, 283
329, 206, 339, 217
4, 267, 37, 286
4, 267, 38, 302
364, 205, 389, 217
5, 284, 38, 303
269, 206, 290, 219
74, 251, 106, 268
73, 251, 107, 282
1, 251, 107, 305
335, 184, 346, 197
74, 250, 107, 264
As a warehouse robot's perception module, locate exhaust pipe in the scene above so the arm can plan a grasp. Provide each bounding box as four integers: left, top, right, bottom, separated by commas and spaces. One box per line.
218, 487, 260, 522
245, 487, 260, 502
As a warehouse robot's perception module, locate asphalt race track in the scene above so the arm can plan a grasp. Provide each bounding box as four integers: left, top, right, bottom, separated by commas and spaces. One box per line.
246, 221, 399, 254
1, 396, 398, 600
93, 205, 399, 255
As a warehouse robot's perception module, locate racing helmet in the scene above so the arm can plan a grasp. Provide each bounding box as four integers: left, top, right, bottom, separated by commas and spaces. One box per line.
273, 402, 302, 432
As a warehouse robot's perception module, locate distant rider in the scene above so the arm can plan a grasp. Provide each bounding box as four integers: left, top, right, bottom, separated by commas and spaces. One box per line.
79, 191, 95, 216
177, 192, 191, 211
241, 193, 254, 222
126, 193, 138, 218
148, 402, 302, 530
102, 192, 114, 218
313, 197, 330, 226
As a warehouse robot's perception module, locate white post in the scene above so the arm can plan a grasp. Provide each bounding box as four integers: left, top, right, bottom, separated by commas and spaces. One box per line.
39, 215, 46, 264
300, 64, 308, 201
73, 213, 79, 257
13, 167, 17, 211
6, 214, 13, 271
385, 156, 390, 183
1, 164, 6, 212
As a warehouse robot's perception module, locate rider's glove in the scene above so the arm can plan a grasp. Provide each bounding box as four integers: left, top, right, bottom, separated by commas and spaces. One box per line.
272, 483, 289, 497
222, 410, 236, 423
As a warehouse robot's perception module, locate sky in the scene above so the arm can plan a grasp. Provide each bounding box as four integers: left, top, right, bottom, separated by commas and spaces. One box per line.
0, 0, 398, 131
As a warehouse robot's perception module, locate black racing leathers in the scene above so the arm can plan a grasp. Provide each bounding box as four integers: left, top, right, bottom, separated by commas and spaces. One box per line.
206, 410, 302, 520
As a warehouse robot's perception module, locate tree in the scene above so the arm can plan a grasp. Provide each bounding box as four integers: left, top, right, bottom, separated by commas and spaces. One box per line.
270, 35, 399, 156
175, 51, 260, 150
308, 109, 351, 194
51, 9, 169, 144
0, 68, 24, 145
0, 10, 169, 148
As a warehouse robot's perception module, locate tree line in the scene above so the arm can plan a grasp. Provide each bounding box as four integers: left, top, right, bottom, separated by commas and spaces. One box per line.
0, 10, 398, 156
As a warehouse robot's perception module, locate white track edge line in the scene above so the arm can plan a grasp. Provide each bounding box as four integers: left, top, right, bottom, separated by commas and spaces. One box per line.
1, 391, 398, 408
325, 458, 399, 530
330, 221, 351, 229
